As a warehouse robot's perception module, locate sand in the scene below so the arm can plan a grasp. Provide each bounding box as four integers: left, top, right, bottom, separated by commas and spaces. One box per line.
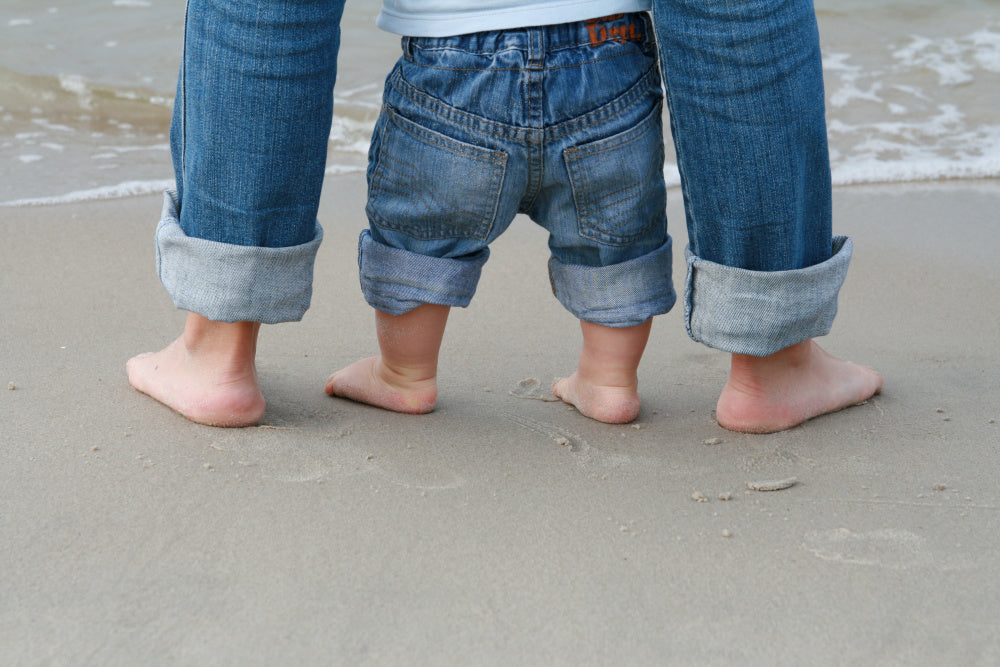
2, 177, 999, 664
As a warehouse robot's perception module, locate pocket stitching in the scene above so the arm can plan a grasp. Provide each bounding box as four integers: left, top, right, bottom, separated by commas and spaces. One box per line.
367, 107, 508, 241
564, 103, 665, 246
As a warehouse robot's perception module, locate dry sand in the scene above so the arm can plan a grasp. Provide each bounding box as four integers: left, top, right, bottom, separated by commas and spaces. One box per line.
1, 177, 999, 664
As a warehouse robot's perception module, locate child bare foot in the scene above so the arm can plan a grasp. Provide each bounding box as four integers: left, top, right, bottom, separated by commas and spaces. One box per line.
126, 314, 265, 427
552, 319, 651, 424
325, 356, 437, 414
325, 304, 449, 415
552, 373, 641, 424
716, 339, 883, 433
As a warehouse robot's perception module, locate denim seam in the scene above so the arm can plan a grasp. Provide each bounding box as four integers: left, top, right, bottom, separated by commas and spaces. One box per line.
390, 64, 660, 143
177, 0, 189, 185
683, 236, 852, 356
155, 190, 323, 324
564, 104, 665, 246
386, 108, 507, 164
366, 108, 508, 241
548, 238, 675, 328
357, 230, 488, 315
404, 48, 643, 72
405, 13, 656, 57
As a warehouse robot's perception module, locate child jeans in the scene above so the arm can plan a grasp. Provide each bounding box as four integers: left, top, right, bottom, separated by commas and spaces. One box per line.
358, 13, 674, 328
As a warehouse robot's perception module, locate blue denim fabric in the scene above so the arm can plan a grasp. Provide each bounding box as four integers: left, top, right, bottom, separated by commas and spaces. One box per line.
158, 0, 851, 351
157, 190, 323, 324
158, 0, 346, 322
652, 0, 845, 354
360, 13, 676, 328
685, 236, 851, 356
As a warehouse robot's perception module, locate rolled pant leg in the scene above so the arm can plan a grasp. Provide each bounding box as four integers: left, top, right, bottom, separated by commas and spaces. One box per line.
652, 0, 848, 355
158, 0, 346, 323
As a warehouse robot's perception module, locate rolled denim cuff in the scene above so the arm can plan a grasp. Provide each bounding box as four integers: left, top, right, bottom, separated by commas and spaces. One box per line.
684, 235, 852, 356
358, 230, 489, 315
155, 190, 322, 324
549, 237, 676, 328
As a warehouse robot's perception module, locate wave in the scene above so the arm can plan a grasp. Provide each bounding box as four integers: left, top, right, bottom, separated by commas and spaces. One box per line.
0, 179, 174, 207
7, 154, 998, 208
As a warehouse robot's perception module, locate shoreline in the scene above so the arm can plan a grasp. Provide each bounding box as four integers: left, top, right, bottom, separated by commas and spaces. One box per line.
6, 172, 1000, 209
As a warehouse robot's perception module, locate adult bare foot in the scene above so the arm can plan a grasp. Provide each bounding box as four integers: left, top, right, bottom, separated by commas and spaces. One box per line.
552, 373, 641, 424
325, 356, 437, 414
716, 339, 883, 433
126, 314, 265, 427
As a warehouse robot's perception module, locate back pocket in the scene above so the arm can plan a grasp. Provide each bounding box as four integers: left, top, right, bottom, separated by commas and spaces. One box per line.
367, 107, 508, 241
563, 104, 666, 246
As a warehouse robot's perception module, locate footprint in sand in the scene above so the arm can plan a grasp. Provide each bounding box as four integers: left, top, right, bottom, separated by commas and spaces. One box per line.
208, 426, 464, 490
509, 378, 560, 402
504, 412, 590, 455
802, 528, 970, 571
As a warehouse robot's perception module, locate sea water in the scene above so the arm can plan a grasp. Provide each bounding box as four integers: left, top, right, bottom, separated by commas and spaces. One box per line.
2, 0, 998, 206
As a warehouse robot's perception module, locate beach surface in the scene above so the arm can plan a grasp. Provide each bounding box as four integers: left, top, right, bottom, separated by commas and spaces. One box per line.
2, 177, 999, 664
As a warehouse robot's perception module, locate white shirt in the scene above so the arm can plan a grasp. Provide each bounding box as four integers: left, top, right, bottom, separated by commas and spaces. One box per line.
377, 0, 652, 37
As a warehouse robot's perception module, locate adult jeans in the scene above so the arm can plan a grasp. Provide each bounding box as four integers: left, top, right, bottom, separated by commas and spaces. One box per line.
157, 0, 346, 323
652, 0, 851, 355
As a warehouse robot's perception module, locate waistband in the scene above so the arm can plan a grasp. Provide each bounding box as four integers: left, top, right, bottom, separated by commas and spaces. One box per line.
403, 12, 653, 55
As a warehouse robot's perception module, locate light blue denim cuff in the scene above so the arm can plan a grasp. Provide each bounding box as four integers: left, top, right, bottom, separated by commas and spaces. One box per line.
358, 230, 489, 315
155, 190, 323, 324
684, 235, 852, 356
549, 237, 676, 328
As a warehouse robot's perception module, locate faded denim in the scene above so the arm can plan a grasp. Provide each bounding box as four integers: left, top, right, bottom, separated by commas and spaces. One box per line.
685, 236, 851, 356
360, 13, 675, 328
159, 0, 853, 354
156, 190, 322, 324
158, 0, 345, 322
653, 0, 844, 354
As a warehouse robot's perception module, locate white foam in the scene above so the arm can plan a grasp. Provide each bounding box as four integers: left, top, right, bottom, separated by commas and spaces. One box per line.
833, 119, 1000, 185
96, 143, 170, 154
822, 52, 858, 73
8, 19, 33, 27
833, 152, 1000, 185
58, 74, 95, 110
31, 118, 75, 133
971, 27, 1000, 71
892, 32, 983, 86
324, 164, 366, 176
829, 80, 884, 108
0, 179, 174, 207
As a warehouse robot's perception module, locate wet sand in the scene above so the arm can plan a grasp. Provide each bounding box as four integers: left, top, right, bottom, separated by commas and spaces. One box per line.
2, 177, 998, 663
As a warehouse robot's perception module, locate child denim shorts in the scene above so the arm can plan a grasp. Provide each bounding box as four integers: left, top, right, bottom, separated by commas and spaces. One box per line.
359, 12, 676, 328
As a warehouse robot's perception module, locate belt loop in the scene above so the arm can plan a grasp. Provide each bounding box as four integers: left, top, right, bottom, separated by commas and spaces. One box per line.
528, 25, 544, 66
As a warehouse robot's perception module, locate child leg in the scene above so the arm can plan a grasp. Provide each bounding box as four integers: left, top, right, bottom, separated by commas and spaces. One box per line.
553, 318, 652, 424
325, 304, 449, 414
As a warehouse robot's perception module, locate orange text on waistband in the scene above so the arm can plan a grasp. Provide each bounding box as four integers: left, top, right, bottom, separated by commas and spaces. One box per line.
584, 15, 643, 47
